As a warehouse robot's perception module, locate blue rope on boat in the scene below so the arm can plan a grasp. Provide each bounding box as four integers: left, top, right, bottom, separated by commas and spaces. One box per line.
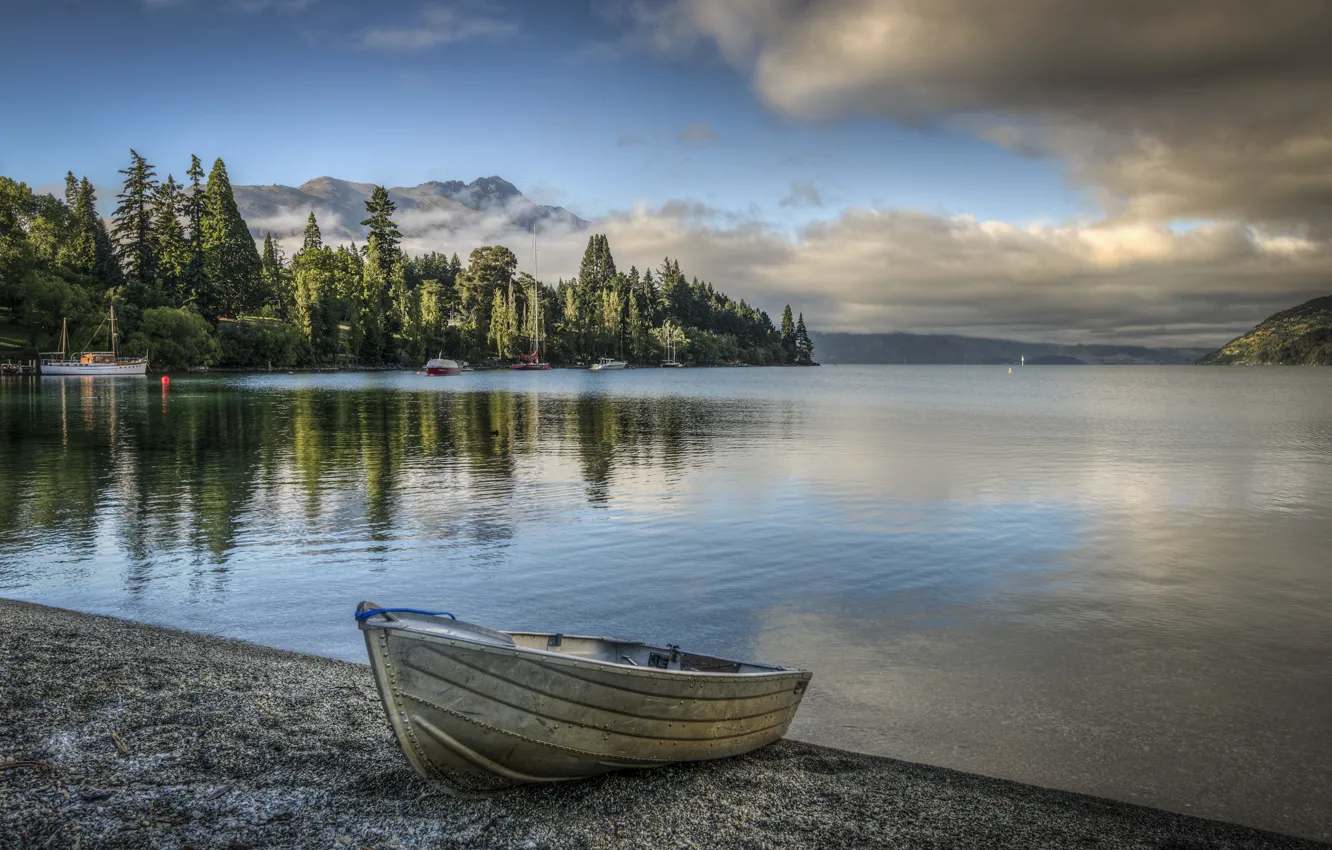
354, 607, 457, 622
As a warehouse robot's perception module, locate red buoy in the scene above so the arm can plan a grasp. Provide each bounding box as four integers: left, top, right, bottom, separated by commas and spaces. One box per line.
161, 376, 170, 386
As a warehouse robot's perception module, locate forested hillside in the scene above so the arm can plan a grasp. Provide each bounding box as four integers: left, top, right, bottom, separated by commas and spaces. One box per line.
0, 151, 815, 370
1196, 295, 1332, 365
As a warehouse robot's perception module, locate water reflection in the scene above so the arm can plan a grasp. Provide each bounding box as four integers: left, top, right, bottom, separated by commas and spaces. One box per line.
0, 376, 736, 582
2, 368, 1331, 840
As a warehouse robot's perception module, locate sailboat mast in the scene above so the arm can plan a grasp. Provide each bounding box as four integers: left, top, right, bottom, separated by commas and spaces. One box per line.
60, 317, 68, 360
110, 305, 117, 359
533, 224, 539, 358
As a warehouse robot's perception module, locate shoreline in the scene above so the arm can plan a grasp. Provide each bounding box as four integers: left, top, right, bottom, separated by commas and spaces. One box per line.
2, 598, 1324, 850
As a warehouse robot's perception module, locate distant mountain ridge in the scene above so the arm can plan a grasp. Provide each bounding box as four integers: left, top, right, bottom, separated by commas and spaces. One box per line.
232, 175, 588, 244
1197, 295, 1332, 365
811, 331, 1210, 365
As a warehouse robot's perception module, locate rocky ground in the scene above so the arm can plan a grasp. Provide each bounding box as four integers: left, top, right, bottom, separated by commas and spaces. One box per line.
1, 598, 1326, 850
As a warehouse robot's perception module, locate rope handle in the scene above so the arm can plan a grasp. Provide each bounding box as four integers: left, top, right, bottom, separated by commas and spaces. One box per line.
355, 607, 457, 623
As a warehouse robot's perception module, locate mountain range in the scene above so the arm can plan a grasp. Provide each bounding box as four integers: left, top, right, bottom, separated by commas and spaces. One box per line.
231, 176, 589, 245
810, 331, 1211, 365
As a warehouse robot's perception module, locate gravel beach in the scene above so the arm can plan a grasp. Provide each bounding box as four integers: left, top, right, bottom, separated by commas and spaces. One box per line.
1, 598, 1325, 850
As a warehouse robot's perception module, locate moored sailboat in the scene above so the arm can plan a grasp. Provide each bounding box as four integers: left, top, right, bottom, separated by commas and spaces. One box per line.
511, 225, 553, 371
660, 320, 684, 368
40, 308, 148, 377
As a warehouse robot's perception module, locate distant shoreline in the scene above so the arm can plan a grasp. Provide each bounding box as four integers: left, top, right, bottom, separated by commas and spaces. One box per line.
2, 597, 1324, 849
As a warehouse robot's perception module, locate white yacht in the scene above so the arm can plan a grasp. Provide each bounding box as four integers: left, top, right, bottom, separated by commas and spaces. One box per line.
590, 357, 627, 371
40, 309, 148, 377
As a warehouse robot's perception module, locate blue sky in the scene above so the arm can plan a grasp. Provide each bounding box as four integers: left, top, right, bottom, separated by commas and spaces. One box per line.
0, 0, 1086, 226
3, 0, 1328, 344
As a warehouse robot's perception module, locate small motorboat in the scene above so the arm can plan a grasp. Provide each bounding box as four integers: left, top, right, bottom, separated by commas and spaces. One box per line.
425, 355, 461, 376
589, 357, 627, 371
355, 603, 811, 793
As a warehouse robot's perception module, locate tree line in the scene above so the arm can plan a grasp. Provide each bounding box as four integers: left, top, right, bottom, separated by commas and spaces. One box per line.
1, 150, 816, 369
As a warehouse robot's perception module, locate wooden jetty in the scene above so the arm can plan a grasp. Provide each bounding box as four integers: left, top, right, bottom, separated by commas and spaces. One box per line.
0, 360, 37, 376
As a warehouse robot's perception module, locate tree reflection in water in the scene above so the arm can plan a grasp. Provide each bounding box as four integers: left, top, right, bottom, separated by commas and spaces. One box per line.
0, 375, 733, 593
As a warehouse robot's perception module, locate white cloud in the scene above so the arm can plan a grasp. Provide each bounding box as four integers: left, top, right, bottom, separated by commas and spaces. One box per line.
675, 122, 718, 145
639, 0, 1332, 229
251, 193, 1332, 346
779, 180, 822, 208
361, 3, 518, 51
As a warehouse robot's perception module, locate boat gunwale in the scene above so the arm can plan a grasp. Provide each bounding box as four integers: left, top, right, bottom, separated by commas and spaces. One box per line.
364, 619, 809, 682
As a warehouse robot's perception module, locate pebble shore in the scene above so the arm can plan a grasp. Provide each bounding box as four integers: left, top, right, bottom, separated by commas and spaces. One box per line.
2, 598, 1326, 850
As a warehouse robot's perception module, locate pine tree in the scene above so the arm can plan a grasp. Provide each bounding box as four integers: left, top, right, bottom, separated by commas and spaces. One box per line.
181, 154, 207, 308
199, 157, 261, 318
795, 312, 813, 364
66, 177, 121, 289
301, 211, 322, 251
293, 240, 334, 363
334, 243, 363, 358
260, 232, 292, 317
360, 186, 401, 269
112, 149, 159, 286
577, 234, 617, 291
487, 286, 518, 361
780, 304, 796, 363
152, 175, 191, 304
64, 172, 79, 209
357, 235, 390, 363
389, 258, 419, 363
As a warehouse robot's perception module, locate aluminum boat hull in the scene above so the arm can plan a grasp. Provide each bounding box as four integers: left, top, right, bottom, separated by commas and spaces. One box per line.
357, 604, 810, 791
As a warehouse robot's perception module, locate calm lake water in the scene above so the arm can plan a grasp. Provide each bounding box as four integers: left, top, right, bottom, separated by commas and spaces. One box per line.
2, 366, 1330, 839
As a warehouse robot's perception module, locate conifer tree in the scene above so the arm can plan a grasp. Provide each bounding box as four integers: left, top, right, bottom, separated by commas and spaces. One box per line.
64, 172, 79, 209
335, 243, 363, 358
780, 304, 796, 363
487, 286, 518, 361
360, 186, 401, 268
112, 149, 159, 286
292, 238, 334, 363
260, 232, 292, 318
66, 177, 122, 289
795, 312, 813, 364
389, 258, 420, 362
181, 154, 207, 307
301, 211, 322, 251
199, 157, 261, 318
357, 235, 390, 363
577, 234, 617, 291
151, 175, 190, 304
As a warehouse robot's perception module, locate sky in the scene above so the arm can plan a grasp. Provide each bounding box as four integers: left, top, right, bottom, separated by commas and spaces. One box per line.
3, 0, 1331, 345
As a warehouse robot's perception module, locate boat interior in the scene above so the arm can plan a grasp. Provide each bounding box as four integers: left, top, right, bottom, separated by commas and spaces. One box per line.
371, 610, 786, 675
507, 632, 784, 674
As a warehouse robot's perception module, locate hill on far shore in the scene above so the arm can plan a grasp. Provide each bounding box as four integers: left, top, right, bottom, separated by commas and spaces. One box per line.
1196, 295, 1332, 365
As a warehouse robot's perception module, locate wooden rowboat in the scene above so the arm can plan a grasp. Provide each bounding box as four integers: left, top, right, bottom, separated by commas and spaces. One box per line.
355, 602, 812, 793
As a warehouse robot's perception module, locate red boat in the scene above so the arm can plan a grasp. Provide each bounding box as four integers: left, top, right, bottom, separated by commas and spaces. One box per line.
510, 351, 552, 371
425, 356, 462, 376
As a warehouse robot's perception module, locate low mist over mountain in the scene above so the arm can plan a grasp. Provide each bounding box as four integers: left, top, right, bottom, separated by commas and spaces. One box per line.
812, 332, 1210, 365
232, 176, 588, 246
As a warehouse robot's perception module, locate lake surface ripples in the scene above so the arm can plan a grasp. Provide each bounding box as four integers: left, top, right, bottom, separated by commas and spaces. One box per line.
2, 366, 1329, 839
